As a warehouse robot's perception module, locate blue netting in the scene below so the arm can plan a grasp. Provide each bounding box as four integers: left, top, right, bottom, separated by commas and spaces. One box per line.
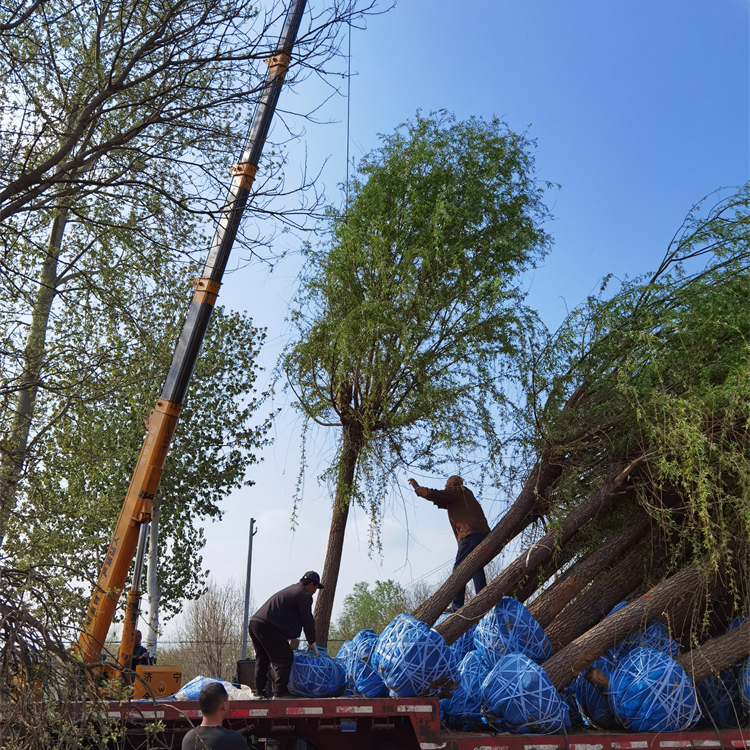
474, 597, 553, 667
288, 648, 346, 698
574, 649, 619, 729
608, 647, 700, 732
435, 614, 477, 663
697, 668, 746, 727
441, 650, 490, 731
561, 679, 583, 726
480, 652, 570, 734
335, 640, 355, 695
371, 613, 459, 698
618, 621, 680, 659
350, 629, 388, 698
607, 601, 629, 617
174, 676, 235, 701
740, 656, 750, 713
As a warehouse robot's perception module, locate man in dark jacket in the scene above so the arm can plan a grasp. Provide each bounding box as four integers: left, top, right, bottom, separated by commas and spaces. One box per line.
248, 571, 323, 698
408, 475, 491, 612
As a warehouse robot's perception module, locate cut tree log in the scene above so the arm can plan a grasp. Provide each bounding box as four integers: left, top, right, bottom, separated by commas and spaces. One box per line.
543, 538, 655, 652
677, 620, 750, 683
528, 512, 651, 628
434, 457, 645, 645
413, 442, 563, 626
542, 562, 705, 691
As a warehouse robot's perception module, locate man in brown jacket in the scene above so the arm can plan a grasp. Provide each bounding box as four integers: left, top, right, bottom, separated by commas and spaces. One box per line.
408, 475, 490, 612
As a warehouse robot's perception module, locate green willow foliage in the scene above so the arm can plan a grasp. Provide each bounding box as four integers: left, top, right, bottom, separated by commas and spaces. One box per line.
285, 111, 552, 524
518, 185, 750, 612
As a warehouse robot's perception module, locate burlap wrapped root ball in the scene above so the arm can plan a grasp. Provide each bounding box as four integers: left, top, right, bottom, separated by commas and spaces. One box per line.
608, 647, 700, 732
288, 648, 346, 698
440, 650, 490, 731
474, 597, 553, 668
371, 613, 458, 698
480, 652, 570, 734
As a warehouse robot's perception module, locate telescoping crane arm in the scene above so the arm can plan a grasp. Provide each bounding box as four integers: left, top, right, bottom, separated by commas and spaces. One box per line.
77, 0, 308, 665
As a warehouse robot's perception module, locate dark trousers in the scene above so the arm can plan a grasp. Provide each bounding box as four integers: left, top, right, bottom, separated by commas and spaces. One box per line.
452, 532, 488, 610
248, 619, 294, 696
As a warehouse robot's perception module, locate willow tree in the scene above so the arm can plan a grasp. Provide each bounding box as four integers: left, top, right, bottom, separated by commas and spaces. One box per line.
283, 112, 552, 643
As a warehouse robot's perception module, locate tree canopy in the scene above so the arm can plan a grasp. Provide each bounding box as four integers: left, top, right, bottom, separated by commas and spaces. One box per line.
283, 111, 553, 643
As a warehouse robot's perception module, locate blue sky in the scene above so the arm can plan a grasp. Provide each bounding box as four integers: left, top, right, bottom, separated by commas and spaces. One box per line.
160, 0, 748, 637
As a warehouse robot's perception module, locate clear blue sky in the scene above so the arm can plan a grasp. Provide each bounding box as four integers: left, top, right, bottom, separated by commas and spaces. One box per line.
162, 0, 749, 637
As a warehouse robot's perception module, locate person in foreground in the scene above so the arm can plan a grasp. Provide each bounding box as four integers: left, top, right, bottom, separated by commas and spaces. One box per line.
408, 475, 490, 612
248, 571, 323, 698
181, 682, 246, 750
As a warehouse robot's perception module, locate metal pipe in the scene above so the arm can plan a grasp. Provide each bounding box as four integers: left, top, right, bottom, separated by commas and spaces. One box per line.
240, 518, 257, 660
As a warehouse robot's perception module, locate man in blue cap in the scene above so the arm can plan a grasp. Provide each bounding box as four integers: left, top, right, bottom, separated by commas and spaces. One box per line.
249, 571, 323, 698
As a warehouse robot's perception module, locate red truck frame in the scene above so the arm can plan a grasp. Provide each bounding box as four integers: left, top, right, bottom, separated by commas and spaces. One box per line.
110, 696, 749, 750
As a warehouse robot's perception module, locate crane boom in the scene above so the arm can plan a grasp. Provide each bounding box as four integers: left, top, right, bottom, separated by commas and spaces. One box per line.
78, 0, 308, 664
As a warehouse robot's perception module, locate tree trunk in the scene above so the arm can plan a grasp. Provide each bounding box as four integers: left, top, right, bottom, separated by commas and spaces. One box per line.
528, 513, 651, 628
0, 207, 68, 548
434, 458, 642, 646
313, 420, 363, 647
413, 442, 563, 626
677, 620, 750, 683
544, 538, 653, 652
145, 502, 160, 658
512, 545, 577, 605
542, 562, 704, 691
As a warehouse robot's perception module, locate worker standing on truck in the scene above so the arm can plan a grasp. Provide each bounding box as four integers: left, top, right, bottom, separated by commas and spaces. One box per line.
181, 682, 246, 750
408, 475, 491, 612
248, 571, 323, 698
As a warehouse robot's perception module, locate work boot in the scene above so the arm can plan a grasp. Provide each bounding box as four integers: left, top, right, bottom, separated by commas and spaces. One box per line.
273, 690, 294, 699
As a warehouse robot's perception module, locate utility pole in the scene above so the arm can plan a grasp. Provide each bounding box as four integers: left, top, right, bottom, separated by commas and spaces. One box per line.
240, 518, 257, 659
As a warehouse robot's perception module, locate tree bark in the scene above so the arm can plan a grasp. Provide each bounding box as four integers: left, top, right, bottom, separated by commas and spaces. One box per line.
528, 513, 651, 628
413, 442, 563, 626
145, 502, 160, 657
313, 420, 363, 647
544, 538, 653, 652
677, 620, 750, 683
512, 545, 577, 605
434, 458, 643, 646
0, 207, 68, 548
542, 562, 704, 691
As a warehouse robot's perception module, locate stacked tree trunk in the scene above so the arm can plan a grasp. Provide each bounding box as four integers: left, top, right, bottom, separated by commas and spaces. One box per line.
414, 232, 750, 692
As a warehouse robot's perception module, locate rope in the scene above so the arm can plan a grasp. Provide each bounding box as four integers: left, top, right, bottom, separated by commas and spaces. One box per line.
371, 613, 459, 698
480, 652, 570, 734
608, 647, 700, 731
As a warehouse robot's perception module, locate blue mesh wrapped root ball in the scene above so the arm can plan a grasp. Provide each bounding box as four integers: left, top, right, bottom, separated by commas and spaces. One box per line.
475, 597, 553, 667
698, 668, 746, 727
350, 629, 388, 698
371, 613, 459, 698
739, 656, 750, 713
560, 679, 583, 726
575, 649, 619, 729
619, 621, 680, 659
441, 650, 490, 731
480, 652, 570, 734
288, 648, 346, 697
608, 647, 700, 731
435, 613, 477, 663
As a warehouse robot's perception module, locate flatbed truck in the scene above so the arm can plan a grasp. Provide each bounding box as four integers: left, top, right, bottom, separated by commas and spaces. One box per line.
109, 696, 749, 750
